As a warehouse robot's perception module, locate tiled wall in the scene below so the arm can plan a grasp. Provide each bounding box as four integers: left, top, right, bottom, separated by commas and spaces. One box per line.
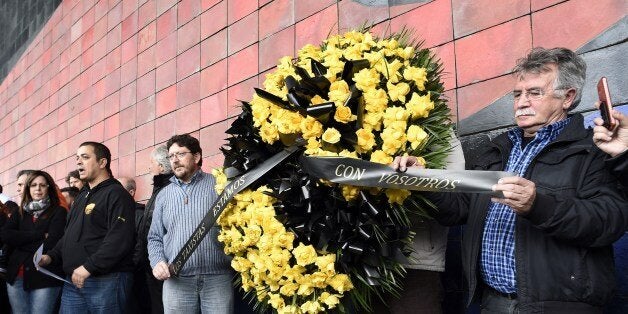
0, 0, 624, 201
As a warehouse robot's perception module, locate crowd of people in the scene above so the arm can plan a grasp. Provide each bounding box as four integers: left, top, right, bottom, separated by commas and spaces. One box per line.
0, 47, 626, 314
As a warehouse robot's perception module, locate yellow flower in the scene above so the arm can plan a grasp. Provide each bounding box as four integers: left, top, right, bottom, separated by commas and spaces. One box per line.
310, 95, 326, 105
356, 128, 376, 152
304, 138, 322, 155
328, 274, 353, 293
343, 44, 364, 61
315, 254, 336, 273
293, 243, 317, 266
334, 105, 356, 123
300, 301, 323, 314
370, 150, 393, 165
328, 80, 350, 105
211, 168, 227, 193
321, 128, 341, 144
319, 292, 341, 309
279, 282, 299, 296
406, 125, 429, 149
268, 293, 285, 309
385, 188, 411, 205
363, 88, 388, 113
383, 106, 409, 127
396, 46, 414, 60
341, 185, 360, 201
374, 59, 403, 83
386, 81, 410, 103
297, 44, 322, 62
405, 92, 434, 119
277, 305, 299, 314
403, 66, 428, 91
260, 123, 280, 144
300, 116, 324, 139
363, 112, 383, 131
353, 68, 380, 92
338, 149, 358, 158
380, 126, 407, 155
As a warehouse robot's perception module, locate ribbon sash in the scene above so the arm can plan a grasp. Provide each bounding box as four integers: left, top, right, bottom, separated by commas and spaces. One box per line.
168, 146, 301, 276
300, 156, 513, 194
168, 150, 513, 276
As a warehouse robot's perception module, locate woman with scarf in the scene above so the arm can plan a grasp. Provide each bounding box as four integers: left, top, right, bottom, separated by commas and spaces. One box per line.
1, 170, 67, 313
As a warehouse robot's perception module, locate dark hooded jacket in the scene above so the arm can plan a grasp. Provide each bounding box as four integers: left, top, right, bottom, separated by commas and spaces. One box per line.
134, 173, 172, 268
48, 178, 136, 276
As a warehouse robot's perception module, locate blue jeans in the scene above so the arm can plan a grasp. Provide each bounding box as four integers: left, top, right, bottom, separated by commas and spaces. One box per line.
6, 278, 61, 314
59, 272, 132, 314
163, 273, 233, 314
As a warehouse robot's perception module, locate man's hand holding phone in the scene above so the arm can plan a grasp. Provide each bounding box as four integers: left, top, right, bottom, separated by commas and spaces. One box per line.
593, 103, 628, 158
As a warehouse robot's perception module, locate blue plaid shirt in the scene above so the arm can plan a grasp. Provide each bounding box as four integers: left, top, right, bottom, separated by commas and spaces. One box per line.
481, 118, 571, 294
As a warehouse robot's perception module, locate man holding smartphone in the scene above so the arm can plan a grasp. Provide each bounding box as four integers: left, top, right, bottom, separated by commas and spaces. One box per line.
393, 47, 628, 312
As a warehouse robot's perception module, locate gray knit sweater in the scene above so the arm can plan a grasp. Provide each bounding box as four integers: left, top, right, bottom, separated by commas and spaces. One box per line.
147, 170, 232, 276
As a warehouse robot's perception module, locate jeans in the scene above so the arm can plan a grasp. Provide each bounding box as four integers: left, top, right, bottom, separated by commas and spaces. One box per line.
163, 273, 233, 314
6, 278, 61, 314
59, 272, 132, 314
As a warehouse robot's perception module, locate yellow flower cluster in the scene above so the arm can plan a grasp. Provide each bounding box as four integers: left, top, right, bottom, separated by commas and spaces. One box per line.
249, 31, 438, 206
212, 169, 354, 313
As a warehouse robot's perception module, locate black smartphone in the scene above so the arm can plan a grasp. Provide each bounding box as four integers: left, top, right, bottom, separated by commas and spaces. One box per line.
597, 77, 616, 129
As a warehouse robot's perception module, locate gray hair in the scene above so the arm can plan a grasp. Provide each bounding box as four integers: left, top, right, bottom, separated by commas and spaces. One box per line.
513, 47, 586, 110
151, 145, 172, 173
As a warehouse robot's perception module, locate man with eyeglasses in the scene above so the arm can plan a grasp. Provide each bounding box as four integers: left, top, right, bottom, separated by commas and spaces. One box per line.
394, 47, 628, 312
147, 134, 233, 313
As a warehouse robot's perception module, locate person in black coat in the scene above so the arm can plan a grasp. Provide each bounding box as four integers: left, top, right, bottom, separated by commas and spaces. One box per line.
135, 145, 173, 314
1, 170, 67, 314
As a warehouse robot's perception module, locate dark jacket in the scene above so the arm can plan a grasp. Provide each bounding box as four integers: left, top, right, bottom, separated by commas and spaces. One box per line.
1, 205, 66, 289
605, 150, 627, 188
48, 178, 136, 276
134, 173, 172, 268
428, 114, 628, 312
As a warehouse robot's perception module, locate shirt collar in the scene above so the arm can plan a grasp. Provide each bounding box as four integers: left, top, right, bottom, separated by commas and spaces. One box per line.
171, 169, 203, 186
509, 117, 572, 143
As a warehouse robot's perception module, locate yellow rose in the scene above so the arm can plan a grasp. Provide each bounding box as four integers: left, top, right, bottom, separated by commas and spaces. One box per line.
211, 168, 227, 193
300, 300, 324, 314
315, 254, 336, 273
328, 80, 350, 105
328, 274, 353, 293
405, 92, 434, 119
363, 112, 383, 131
370, 150, 393, 164
383, 106, 409, 127
380, 126, 406, 155
374, 59, 403, 83
304, 138, 322, 155
319, 292, 341, 309
403, 66, 428, 91
260, 123, 279, 144
277, 305, 299, 314
363, 88, 388, 113
406, 124, 429, 149
386, 81, 410, 103
396, 46, 414, 60
341, 185, 360, 201
356, 128, 376, 152
321, 128, 341, 144
310, 94, 326, 105
343, 44, 363, 60
353, 68, 380, 92
385, 188, 411, 205
268, 293, 285, 309
334, 105, 356, 123
279, 282, 299, 297
293, 243, 317, 266
300, 116, 324, 139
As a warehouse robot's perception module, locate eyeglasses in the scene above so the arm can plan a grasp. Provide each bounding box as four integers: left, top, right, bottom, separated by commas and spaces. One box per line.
29, 183, 49, 189
513, 88, 566, 102
168, 151, 193, 161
